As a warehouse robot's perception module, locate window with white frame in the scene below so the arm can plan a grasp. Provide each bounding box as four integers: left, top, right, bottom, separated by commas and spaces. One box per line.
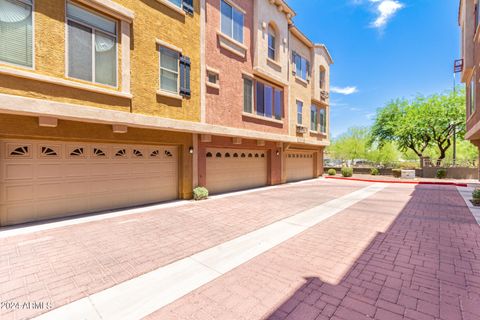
292, 51, 309, 81
221, 0, 243, 43
67, 3, 117, 87
297, 100, 303, 125
0, 0, 33, 67
268, 25, 276, 60
159, 46, 179, 93
158, 45, 191, 97
207, 68, 219, 87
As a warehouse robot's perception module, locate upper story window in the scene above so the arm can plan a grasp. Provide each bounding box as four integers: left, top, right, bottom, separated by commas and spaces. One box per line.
159, 47, 179, 93
297, 101, 303, 125
319, 66, 326, 90
243, 77, 283, 120
67, 3, 117, 87
166, 0, 194, 14
221, 0, 244, 43
158, 45, 191, 97
268, 25, 276, 60
243, 77, 253, 113
292, 51, 310, 81
319, 108, 326, 133
0, 0, 33, 68
310, 106, 317, 131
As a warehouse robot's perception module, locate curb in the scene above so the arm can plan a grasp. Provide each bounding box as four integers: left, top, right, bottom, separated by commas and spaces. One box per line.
325, 176, 469, 187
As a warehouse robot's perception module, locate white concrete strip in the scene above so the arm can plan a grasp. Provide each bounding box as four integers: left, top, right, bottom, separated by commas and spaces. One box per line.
34, 183, 386, 320
457, 186, 480, 224
0, 177, 342, 239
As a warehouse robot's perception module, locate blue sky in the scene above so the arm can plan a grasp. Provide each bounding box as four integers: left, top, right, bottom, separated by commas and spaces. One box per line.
287, 0, 461, 138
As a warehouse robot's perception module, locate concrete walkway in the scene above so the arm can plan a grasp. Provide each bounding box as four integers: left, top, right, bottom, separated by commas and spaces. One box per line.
0, 180, 479, 320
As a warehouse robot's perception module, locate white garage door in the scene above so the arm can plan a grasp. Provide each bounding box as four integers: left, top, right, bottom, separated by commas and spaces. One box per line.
206, 148, 268, 195
286, 152, 315, 182
0, 140, 178, 226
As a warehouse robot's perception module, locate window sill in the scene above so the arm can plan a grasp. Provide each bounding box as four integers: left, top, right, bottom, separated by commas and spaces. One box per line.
295, 76, 309, 86
206, 82, 220, 89
242, 112, 283, 125
217, 31, 247, 58
0, 65, 132, 99
266, 57, 282, 70
310, 130, 327, 137
156, 89, 183, 100
154, 0, 185, 16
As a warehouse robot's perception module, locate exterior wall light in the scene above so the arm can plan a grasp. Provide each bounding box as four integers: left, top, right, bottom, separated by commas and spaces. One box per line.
189, 147, 194, 154
276, 150, 280, 156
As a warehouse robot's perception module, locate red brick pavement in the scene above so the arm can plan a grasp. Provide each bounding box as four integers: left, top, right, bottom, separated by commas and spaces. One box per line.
146, 184, 480, 320
0, 179, 365, 319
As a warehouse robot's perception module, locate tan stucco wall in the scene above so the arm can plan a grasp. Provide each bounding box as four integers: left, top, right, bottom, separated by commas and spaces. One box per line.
253, 0, 289, 84
0, 0, 201, 121
0, 114, 194, 198
288, 34, 329, 145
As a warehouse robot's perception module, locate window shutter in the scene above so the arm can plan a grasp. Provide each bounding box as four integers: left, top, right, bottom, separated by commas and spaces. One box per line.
180, 55, 191, 97
183, 0, 194, 15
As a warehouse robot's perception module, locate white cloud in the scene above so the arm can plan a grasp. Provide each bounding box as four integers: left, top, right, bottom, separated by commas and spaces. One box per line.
330, 86, 359, 95
370, 0, 404, 28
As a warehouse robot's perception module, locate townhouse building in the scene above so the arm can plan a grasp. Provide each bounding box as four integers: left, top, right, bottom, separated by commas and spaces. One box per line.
0, 0, 332, 226
200, 0, 333, 194
459, 0, 480, 158
0, 0, 201, 226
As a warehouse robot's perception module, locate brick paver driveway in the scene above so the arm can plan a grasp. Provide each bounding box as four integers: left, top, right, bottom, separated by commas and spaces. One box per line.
1, 179, 479, 320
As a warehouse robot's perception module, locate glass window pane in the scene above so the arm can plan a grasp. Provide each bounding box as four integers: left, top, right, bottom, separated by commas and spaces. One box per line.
295, 55, 302, 76
297, 101, 303, 124
310, 107, 317, 131
95, 31, 116, 86
264, 85, 273, 118
221, 0, 232, 37
67, 3, 116, 34
243, 78, 253, 113
301, 58, 307, 80
274, 89, 282, 120
256, 82, 264, 115
232, 8, 243, 42
167, 0, 182, 8
68, 20, 93, 82
0, 0, 33, 67
160, 69, 178, 92
160, 47, 178, 72
268, 33, 275, 59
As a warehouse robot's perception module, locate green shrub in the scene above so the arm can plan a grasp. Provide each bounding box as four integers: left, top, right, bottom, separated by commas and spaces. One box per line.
473, 188, 480, 199
341, 167, 353, 177
370, 168, 379, 176
327, 169, 337, 176
392, 169, 401, 178
193, 187, 209, 200
436, 168, 447, 179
